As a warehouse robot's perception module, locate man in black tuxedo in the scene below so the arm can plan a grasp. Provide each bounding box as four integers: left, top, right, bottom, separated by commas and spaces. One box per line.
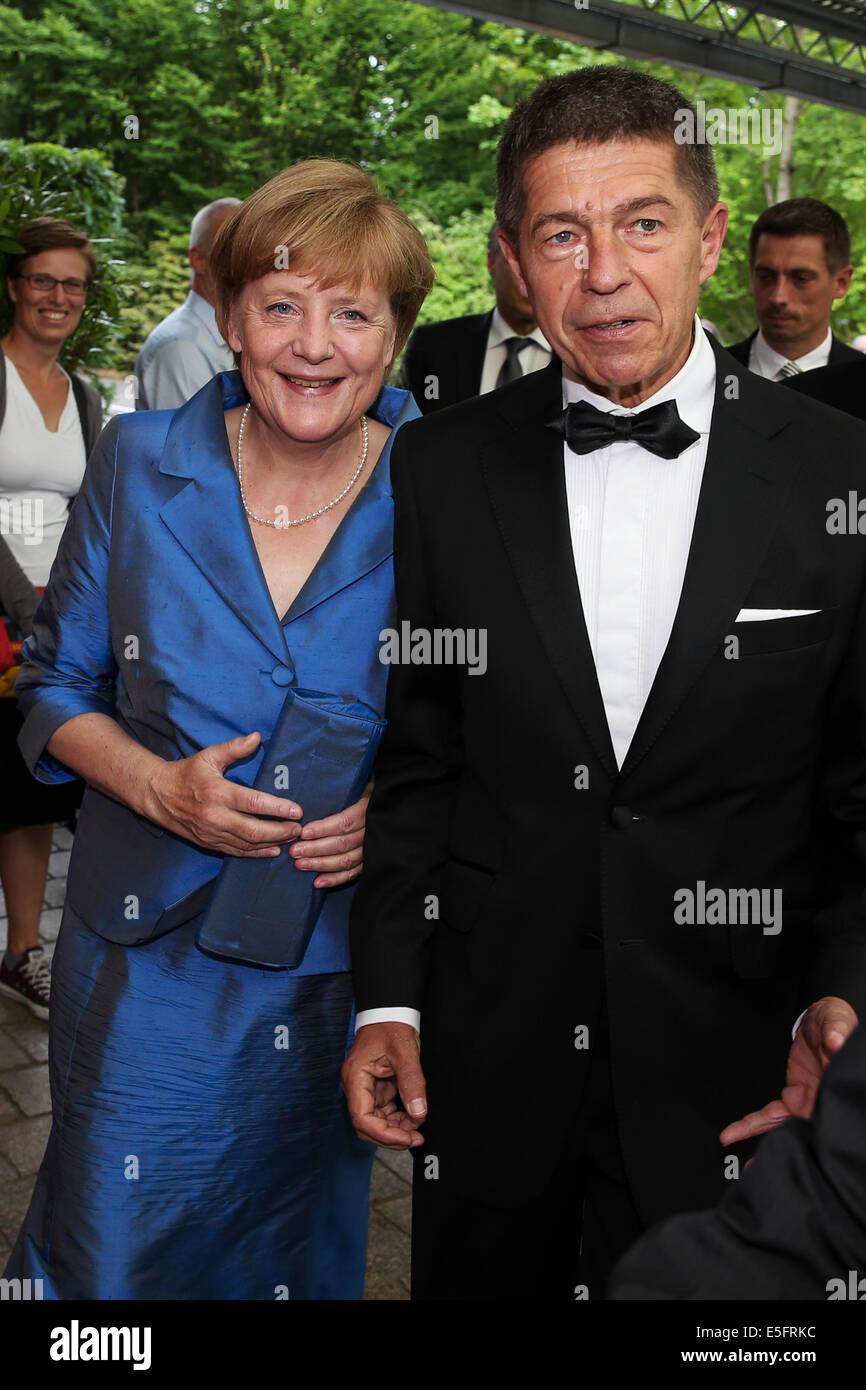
610, 1023, 866, 1299
343, 66, 866, 1300
398, 223, 552, 413
727, 198, 858, 379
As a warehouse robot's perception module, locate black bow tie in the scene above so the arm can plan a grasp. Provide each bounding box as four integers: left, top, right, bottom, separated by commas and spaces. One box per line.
547, 398, 700, 460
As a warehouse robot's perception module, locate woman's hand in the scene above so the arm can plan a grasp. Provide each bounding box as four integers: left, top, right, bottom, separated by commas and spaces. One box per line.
290, 780, 373, 888
145, 731, 303, 856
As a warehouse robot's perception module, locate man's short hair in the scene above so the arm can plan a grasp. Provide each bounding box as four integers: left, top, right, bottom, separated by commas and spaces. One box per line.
189, 198, 242, 254
495, 66, 720, 246
748, 198, 851, 272
487, 222, 500, 255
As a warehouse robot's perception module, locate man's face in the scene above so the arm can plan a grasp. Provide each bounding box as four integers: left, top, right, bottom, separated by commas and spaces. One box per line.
750, 233, 852, 354
500, 138, 727, 406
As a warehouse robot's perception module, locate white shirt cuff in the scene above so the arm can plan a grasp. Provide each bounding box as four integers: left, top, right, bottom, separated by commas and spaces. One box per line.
355, 1007, 421, 1034
792, 1008, 808, 1040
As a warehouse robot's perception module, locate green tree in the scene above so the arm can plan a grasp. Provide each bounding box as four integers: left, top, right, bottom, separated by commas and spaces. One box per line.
0, 138, 126, 377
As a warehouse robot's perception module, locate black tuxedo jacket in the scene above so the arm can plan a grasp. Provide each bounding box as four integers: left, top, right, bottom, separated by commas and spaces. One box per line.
350, 336, 866, 1226
399, 311, 492, 415
609, 1021, 866, 1299
781, 357, 866, 421
727, 328, 861, 369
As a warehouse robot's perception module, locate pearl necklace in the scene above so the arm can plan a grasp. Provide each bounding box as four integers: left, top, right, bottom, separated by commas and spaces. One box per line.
235, 403, 368, 528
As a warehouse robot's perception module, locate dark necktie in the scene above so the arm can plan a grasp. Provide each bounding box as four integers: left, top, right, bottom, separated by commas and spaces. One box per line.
496, 336, 533, 389
547, 398, 700, 460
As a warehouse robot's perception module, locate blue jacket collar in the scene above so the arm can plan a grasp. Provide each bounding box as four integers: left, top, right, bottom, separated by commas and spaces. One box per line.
156, 371, 418, 663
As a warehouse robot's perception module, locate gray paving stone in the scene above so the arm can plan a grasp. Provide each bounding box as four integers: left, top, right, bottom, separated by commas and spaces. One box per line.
376, 1193, 412, 1236
0, 1177, 35, 1244
0, 1030, 31, 1068
42, 878, 68, 909
38, 907, 63, 942
375, 1146, 414, 1181
0, 1240, 11, 1267
52, 825, 74, 850
47, 851, 71, 878
0, 1113, 51, 1175
363, 1210, 410, 1300
371, 1157, 411, 1202
0, 997, 30, 1027
0, 1090, 19, 1126
0, 1152, 17, 1182
1, 1066, 51, 1118
3, 1020, 49, 1064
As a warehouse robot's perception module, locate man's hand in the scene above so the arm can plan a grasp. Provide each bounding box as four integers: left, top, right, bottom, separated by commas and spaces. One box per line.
720, 996, 858, 1145
342, 1022, 427, 1150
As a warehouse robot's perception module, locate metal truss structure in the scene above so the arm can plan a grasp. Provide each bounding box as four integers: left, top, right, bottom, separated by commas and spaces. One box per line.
410, 0, 866, 112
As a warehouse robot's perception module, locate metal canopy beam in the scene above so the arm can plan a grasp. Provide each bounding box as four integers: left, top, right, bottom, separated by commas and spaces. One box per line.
408, 0, 866, 113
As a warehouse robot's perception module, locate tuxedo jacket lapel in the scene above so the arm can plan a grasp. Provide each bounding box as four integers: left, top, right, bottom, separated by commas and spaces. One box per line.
619, 340, 806, 780
482, 361, 618, 779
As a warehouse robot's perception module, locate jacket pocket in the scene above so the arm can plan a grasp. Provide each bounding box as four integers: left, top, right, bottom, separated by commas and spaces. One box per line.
65, 786, 221, 944
730, 608, 836, 657
438, 857, 497, 934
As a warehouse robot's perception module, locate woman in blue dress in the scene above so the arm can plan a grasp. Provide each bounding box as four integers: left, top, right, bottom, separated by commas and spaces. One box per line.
2, 160, 433, 1299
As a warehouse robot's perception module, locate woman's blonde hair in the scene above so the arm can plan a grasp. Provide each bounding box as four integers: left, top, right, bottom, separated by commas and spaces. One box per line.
210, 160, 433, 363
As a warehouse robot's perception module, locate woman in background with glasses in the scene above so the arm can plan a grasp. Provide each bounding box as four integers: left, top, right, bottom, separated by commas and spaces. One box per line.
0, 217, 102, 1020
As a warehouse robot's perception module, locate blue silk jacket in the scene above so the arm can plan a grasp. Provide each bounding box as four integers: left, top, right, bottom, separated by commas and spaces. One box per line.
16, 370, 419, 975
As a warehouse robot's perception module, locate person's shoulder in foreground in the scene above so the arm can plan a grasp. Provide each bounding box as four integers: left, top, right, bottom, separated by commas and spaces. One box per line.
608, 1022, 866, 1300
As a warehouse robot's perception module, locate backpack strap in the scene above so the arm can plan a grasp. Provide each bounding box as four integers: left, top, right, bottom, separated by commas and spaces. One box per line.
69, 371, 90, 444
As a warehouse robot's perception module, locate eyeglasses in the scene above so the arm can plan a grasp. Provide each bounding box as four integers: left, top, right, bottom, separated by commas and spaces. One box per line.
14, 272, 90, 299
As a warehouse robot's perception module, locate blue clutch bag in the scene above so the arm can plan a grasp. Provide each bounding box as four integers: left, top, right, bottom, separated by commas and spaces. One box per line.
195, 687, 385, 968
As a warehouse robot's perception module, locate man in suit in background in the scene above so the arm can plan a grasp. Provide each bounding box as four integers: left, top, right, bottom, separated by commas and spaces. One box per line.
610, 1022, 866, 1300
342, 65, 866, 1301
399, 223, 551, 414
727, 198, 858, 380
135, 197, 240, 411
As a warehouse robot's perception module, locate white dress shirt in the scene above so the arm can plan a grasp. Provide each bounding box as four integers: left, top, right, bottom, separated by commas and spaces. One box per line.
355, 320, 715, 1035
134, 290, 235, 411
564, 319, 714, 767
747, 326, 833, 380
478, 307, 551, 394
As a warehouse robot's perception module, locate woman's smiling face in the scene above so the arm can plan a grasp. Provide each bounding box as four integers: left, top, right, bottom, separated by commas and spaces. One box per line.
227, 269, 397, 445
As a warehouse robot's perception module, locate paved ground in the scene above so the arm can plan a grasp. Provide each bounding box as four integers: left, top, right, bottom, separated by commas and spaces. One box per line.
0, 827, 411, 1298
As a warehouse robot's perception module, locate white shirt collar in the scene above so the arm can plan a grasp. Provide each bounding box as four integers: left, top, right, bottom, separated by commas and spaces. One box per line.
751, 325, 832, 378
488, 306, 550, 354
561, 315, 715, 434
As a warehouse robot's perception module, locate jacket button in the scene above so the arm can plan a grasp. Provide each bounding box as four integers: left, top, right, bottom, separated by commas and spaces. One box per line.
610, 805, 639, 828
271, 665, 294, 687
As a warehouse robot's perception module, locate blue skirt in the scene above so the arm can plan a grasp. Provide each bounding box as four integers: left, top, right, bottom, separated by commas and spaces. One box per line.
3, 905, 373, 1299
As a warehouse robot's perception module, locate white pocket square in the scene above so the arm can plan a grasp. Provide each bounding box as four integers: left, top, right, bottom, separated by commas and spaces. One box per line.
735, 608, 821, 622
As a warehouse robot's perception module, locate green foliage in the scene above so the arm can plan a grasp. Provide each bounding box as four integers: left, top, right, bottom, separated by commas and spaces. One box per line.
115, 233, 190, 366
407, 207, 495, 326
1, 1, 864, 360
0, 138, 126, 379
